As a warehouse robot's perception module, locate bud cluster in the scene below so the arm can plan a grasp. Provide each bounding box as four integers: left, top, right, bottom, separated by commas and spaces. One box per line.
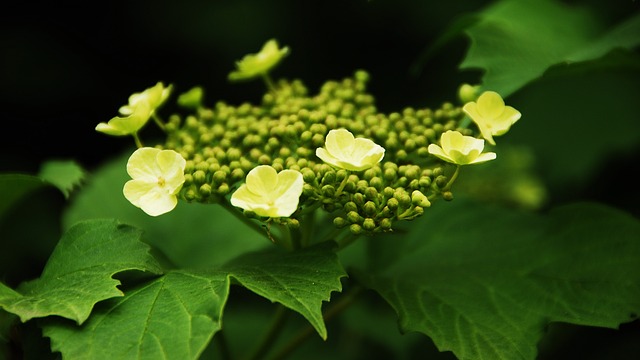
160, 70, 471, 234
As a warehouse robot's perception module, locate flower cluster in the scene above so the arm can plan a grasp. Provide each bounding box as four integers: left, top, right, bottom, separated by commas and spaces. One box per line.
97, 39, 521, 246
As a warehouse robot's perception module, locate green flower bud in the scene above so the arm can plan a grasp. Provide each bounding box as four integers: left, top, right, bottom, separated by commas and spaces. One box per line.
379, 218, 392, 231
303, 183, 316, 197
364, 187, 378, 201
258, 154, 271, 165
213, 170, 227, 184
386, 197, 399, 210
333, 216, 348, 228
199, 184, 212, 197
183, 172, 194, 186
443, 191, 454, 201
302, 168, 316, 183
347, 211, 361, 224
363, 201, 377, 216
383, 168, 397, 182
322, 171, 337, 185
353, 193, 365, 206
362, 218, 376, 231
322, 185, 336, 197
436, 175, 448, 188
184, 188, 197, 201
411, 190, 431, 207
369, 176, 384, 191
231, 168, 245, 182
217, 183, 230, 195
300, 130, 313, 142
349, 223, 363, 235
193, 170, 207, 185
344, 201, 358, 213
287, 218, 300, 229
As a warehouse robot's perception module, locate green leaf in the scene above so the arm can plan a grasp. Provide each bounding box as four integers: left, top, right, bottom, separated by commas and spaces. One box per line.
42, 242, 345, 359
460, 0, 640, 96
0, 219, 162, 324
63, 149, 268, 268
0, 174, 48, 220
42, 270, 229, 360
358, 200, 640, 360
37, 160, 87, 199
227, 241, 347, 340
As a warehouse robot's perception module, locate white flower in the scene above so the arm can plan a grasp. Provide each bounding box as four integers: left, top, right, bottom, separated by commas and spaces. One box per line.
230, 165, 303, 218
427, 130, 496, 165
123, 147, 186, 216
228, 39, 290, 81
462, 91, 521, 145
316, 129, 385, 171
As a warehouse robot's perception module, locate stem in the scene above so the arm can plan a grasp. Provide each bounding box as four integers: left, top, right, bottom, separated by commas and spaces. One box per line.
443, 165, 461, 191
132, 133, 143, 148
217, 197, 278, 243
261, 73, 277, 93
334, 173, 350, 198
152, 113, 166, 131
245, 304, 290, 360
267, 286, 364, 360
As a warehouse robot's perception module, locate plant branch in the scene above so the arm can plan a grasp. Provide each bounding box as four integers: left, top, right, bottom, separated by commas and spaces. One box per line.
266, 285, 364, 360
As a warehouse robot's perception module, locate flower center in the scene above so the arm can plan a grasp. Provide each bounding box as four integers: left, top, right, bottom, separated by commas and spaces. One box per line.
157, 176, 166, 187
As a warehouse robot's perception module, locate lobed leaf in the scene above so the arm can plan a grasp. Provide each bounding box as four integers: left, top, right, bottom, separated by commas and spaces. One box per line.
226, 241, 348, 340
357, 200, 640, 360
42, 270, 228, 360
0, 219, 162, 324
37, 160, 87, 199
42, 242, 346, 359
460, 0, 640, 96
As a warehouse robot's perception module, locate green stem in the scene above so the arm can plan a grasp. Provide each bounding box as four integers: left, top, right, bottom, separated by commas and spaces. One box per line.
262, 73, 277, 93
245, 304, 290, 360
217, 197, 278, 244
152, 113, 166, 131
267, 286, 364, 360
132, 133, 143, 148
334, 173, 350, 198
443, 165, 461, 191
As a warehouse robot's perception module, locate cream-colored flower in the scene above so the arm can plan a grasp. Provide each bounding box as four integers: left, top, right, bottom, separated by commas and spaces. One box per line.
230, 165, 303, 218
95, 102, 152, 136
228, 39, 290, 81
462, 91, 521, 145
316, 129, 385, 171
427, 130, 496, 165
95, 82, 172, 136
119, 82, 172, 116
123, 147, 186, 216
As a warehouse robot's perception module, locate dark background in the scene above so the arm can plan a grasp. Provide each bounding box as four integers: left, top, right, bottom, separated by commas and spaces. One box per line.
1, 1, 639, 359
0, 0, 496, 174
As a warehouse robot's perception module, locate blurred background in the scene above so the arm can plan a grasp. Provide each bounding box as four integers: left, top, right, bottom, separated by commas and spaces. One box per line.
1, 0, 639, 358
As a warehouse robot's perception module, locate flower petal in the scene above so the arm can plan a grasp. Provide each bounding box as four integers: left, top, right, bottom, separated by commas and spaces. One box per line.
246, 165, 278, 195
325, 129, 355, 160
135, 187, 178, 216
272, 170, 304, 217
469, 152, 497, 164
477, 91, 505, 119
127, 148, 163, 180
123, 180, 158, 207
315, 148, 341, 169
